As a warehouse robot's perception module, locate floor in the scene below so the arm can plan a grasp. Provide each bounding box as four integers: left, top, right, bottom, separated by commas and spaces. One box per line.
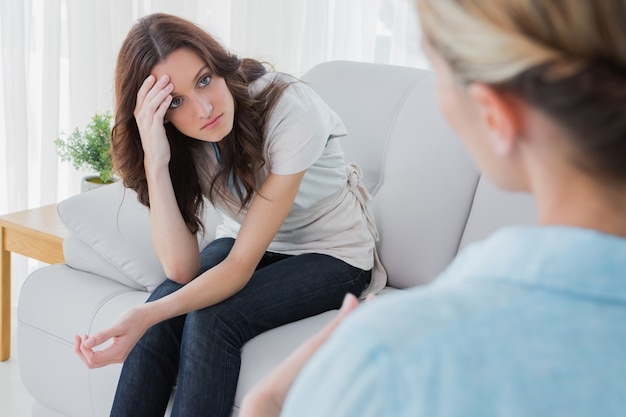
0, 310, 35, 416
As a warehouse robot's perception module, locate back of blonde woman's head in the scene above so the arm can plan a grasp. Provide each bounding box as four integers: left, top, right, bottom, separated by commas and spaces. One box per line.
416, 0, 626, 181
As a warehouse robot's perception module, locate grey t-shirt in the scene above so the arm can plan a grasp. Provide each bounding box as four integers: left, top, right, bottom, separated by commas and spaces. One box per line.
208, 73, 385, 293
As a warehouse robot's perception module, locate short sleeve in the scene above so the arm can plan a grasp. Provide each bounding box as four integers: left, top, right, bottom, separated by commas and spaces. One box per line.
264, 79, 346, 175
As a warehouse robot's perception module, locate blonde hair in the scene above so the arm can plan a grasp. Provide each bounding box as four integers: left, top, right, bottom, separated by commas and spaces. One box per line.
416, 0, 626, 180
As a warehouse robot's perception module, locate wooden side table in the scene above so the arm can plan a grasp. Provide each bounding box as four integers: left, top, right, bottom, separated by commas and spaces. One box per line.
0, 204, 68, 361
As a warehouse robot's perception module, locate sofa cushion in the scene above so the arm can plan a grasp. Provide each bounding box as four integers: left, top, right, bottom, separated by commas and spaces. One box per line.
303, 62, 480, 289
58, 181, 221, 292
458, 176, 537, 250
301, 61, 427, 194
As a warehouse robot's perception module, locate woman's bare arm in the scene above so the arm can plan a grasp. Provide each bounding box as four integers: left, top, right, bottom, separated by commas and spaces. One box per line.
135, 74, 200, 283
75, 170, 305, 368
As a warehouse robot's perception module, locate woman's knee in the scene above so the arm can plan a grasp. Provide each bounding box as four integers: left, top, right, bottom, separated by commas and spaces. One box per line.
198, 238, 236, 274
148, 279, 184, 302
184, 305, 251, 349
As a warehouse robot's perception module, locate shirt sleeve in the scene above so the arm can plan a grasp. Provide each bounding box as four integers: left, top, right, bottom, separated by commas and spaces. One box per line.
265, 80, 345, 175
280, 320, 391, 417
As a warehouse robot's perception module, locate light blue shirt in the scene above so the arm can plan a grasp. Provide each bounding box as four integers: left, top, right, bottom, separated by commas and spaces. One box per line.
281, 226, 626, 417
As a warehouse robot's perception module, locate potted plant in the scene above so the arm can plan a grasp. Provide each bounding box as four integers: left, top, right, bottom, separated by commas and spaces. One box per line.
55, 112, 116, 192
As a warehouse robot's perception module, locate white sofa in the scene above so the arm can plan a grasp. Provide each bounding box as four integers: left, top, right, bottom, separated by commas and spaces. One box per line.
17, 61, 537, 417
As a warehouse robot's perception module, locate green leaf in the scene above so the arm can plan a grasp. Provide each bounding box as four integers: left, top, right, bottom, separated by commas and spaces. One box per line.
55, 112, 115, 183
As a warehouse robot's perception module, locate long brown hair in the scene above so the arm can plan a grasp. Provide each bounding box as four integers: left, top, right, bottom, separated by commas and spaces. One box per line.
112, 13, 288, 234
416, 0, 626, 183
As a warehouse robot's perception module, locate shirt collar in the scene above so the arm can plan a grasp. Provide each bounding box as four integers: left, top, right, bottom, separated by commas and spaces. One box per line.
440, 225, 626, 302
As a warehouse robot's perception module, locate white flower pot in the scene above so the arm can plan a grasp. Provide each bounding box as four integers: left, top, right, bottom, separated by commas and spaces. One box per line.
81, 175, 117, 193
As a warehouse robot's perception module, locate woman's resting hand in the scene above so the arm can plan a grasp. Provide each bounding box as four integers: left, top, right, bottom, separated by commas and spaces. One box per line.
74, 305, 152, 369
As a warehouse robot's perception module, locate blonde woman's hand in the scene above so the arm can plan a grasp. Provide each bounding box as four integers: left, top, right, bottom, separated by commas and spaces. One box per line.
240, 293, 366, 417
134, 74, 174, 171
74, 306, 152, 368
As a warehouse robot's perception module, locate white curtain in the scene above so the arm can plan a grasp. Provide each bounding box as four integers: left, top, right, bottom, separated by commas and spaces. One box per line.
0, 0, 425, 302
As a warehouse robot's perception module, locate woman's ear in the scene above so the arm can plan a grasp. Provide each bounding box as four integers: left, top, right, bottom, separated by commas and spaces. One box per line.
467, 83, 522, 156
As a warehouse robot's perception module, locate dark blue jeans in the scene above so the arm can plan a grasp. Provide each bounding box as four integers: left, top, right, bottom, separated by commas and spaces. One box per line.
110, 237, 370, 417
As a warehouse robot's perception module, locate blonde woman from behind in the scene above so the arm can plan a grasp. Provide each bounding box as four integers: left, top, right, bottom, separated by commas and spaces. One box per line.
241, 0, 626, 416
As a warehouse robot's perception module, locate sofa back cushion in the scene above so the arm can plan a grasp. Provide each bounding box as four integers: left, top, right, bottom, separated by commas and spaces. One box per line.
303, 61, 479, 288
304, 61, 539, 289
301, 61, 425, 194
58, 182, 221, 292
459, 176, 537, 250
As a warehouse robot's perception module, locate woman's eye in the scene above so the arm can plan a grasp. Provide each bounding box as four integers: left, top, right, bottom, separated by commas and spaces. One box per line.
169, 97, 183, 109
198, 75, 211, 88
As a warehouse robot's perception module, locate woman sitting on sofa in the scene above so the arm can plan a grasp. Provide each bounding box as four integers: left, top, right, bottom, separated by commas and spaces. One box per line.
73, 12, 384, 417
242, 0, 626, 415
